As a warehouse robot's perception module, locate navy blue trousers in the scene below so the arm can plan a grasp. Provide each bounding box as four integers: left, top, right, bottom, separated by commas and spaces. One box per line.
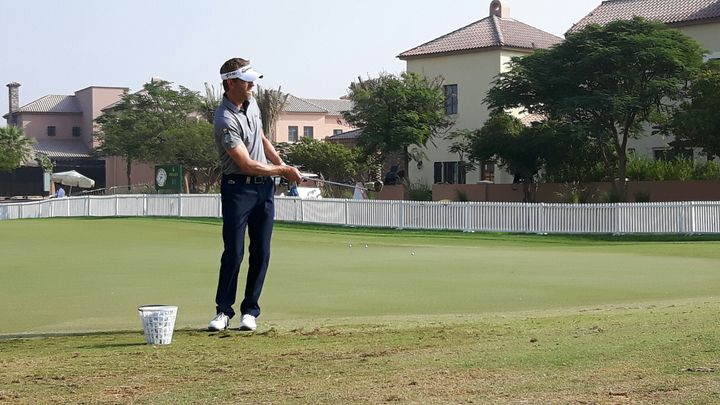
215, 175, 275, 319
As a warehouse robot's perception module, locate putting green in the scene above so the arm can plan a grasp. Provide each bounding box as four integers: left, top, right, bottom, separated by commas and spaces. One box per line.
1, 217, 719, 335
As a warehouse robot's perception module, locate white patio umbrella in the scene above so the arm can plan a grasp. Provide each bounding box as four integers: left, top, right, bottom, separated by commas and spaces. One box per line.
51, 170, 95, 195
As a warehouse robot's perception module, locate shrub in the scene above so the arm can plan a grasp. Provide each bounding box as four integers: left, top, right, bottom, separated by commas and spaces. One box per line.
408, 183, 432, 201
627, 156, 655, 181
694, 160, 720, 180
554, 181, 594, 204
455, 189, 469, 202
627, 155, 713, 181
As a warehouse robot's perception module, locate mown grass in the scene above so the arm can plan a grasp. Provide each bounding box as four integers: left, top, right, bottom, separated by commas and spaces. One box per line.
2, 302, 720, 404
2, 218, 720, 403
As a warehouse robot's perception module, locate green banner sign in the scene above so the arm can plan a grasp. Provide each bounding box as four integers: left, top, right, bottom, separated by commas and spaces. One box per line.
155, 165, 183, 193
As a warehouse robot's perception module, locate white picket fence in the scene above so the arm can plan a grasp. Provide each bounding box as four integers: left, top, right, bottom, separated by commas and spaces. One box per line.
1, 194, 719, 234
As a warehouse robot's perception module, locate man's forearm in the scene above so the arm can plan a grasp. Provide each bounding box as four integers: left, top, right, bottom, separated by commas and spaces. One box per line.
262, 137, 284, 166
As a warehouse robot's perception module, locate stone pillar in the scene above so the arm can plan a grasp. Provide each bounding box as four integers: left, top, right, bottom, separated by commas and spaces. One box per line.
6, 82, 20, 126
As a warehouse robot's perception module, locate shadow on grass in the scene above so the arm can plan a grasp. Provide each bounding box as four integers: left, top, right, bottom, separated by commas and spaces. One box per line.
80, 342, 148, 349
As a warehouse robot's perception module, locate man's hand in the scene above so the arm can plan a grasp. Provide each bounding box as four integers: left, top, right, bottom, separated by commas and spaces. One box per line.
282, 166, 303, 184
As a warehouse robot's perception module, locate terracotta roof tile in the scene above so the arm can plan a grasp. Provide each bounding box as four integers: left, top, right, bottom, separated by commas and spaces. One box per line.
302, 99, 353, 116
34, 139, 93, 159
398, 16, 562, 59
327, 128, 363, 140
282, 95, 352, 115
16, 95, 82, 114
570, 0, 720, 32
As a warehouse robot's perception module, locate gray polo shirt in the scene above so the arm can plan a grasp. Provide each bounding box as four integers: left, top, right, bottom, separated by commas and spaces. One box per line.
214, 96, 267, 175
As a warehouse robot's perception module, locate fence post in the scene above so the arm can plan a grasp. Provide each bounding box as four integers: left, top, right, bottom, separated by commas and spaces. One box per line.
690, 201, 697, 234
299, 198, 304, 223
178, 194, 182, 217
463, 203, 470, 232
115, 195, 119, 217
397, 201, 404, 229
345, 199, 349, 227
143, 194, 148, 216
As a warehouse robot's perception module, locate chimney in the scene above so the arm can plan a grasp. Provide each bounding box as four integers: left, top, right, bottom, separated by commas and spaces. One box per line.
7, 82, 20, 126
489, 0, 510, 18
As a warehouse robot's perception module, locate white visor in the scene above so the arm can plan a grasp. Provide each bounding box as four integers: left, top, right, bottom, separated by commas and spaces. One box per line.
220, 66, 263, 82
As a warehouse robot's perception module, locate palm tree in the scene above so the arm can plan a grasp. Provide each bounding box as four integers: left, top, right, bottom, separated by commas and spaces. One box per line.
0, 126, 35, 172
201, 82, 222, 123
254, 85, 289, 143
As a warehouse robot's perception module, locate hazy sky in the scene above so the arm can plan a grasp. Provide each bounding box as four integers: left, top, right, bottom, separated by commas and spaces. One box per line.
1, 0, 602, 125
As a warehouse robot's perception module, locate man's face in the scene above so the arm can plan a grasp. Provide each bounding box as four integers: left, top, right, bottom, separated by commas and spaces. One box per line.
227, 78, 254, 103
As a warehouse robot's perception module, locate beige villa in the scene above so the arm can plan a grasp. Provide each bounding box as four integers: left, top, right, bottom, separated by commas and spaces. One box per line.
398, 0, 720, 188
398, 0, 562, 187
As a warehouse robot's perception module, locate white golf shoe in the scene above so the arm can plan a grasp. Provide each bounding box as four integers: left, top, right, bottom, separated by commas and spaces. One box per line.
239, 314, 257, 331
208, 313, 230, 331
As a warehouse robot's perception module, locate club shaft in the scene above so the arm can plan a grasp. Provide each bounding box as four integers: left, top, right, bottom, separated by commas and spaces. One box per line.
302, 178, 370, 191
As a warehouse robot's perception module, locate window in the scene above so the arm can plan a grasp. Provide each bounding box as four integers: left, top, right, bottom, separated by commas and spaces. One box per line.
443, 84, 458, 115
288, 126, 298, 142
480, 161, 495, 182
333, 129, 343, 135
433, 161, 466, 184
303, 126, 314, 139
47, 126, 56, 137
72, 127, 81, 137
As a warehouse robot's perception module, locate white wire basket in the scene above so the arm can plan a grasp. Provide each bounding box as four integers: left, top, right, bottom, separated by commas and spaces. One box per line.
138, 305, 178, 345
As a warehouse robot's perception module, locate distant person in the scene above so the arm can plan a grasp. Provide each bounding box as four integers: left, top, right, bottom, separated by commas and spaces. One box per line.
396, 169, 407, 186
384, 165, 399, 185
55, 187, 65, 198
353, 182, 367, 200
208, 57, 303, 333
288, 181, 300, 197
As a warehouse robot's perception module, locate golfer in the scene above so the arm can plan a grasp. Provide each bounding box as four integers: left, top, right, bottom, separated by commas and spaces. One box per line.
209, 57, 302, 332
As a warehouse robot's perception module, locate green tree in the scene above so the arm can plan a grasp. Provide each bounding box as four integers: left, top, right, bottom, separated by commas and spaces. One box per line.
487, 17, 705, 200
670, 61, 720, 159
95, 80, 203, 186
254, 85, 289, 143
284, 137, 362, 197
343, 72, 452, 184
540, 121, 614, 183
157, 121, 220, 193
469, 112, 547, 202
0, 126, 35, 172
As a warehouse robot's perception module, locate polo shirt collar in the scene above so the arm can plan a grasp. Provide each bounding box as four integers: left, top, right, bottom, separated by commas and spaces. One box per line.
221, 95, 250, 114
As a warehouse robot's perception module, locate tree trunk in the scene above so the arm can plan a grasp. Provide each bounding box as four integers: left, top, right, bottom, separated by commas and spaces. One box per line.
402, 152, 411, 199
126, 159, 133, 190
616, 152, 628, 202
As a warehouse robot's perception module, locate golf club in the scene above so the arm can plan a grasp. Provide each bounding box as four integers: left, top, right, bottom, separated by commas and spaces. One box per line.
301, 173, 384, 192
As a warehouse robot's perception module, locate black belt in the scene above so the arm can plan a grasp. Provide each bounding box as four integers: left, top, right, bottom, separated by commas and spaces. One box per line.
223, 174, 272, 184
